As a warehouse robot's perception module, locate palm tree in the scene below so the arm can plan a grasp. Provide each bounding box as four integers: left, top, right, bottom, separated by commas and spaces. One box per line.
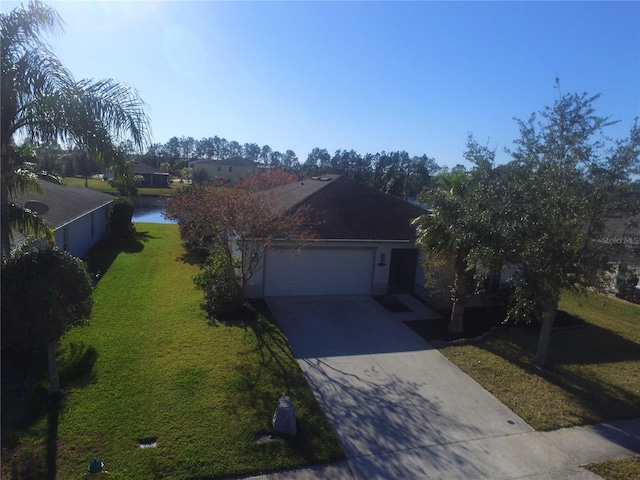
1, 1, 150, 255
414, 168, 476, 334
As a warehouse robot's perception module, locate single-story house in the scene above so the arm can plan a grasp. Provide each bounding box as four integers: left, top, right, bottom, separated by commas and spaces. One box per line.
245, 174, 427, 298
12, 178, 114, 258
132, 161, 170, 188
189, 157, 256, 185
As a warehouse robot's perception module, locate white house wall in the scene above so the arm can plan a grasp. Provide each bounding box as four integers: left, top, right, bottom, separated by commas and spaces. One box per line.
54, 205, 110, 258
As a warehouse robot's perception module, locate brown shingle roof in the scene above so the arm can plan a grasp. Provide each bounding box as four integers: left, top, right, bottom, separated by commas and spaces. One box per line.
267, 174, 426, 241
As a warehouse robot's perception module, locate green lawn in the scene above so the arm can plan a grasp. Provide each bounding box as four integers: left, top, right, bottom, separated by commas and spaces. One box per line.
63, 176, 184, 196
439, 290, 640, 431
1, 224, 343, 479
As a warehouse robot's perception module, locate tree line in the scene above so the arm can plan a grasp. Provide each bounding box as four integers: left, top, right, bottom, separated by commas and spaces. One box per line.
142, 136, 440, 200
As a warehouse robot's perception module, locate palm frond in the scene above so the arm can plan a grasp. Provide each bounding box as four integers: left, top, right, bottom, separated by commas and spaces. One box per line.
8, 168, 43, 198
6, 202, 54, 245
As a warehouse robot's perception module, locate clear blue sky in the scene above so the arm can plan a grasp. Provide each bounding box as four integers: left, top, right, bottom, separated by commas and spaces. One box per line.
5, 1, 640, 168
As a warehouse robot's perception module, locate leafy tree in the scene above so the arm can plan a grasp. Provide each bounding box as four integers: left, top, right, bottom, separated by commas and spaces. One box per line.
109, 156, 143, 197
179, 136, 196, 162
73, 149, 101, 187
242, 142, 261, 163
380, 151, 437, 201
235, 168, 298, 191
1, 1, 150, 255
302, 147, 331, 177
486, 89, 640, 366
259, 145, 272, 166
195, 137, 216, 160
191, 167, 210, 186
282, 149, 299, 169
1, 246, 93, 393
228, 140, 243, 158
166, 180, 314, 309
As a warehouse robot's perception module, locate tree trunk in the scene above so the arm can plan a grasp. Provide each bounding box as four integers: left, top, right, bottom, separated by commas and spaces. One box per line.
448, 302, 465, 334
533, 293, 559, 368
47, 341, 60, 394
448, 256, 472, 334
1, 140, 14, 257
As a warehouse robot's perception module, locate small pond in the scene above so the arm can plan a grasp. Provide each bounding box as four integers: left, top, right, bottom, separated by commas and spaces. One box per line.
132, 196, 176, 224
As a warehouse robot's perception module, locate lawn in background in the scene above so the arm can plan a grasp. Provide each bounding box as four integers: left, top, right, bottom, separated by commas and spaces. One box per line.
1, 224, 343, 479
437, 290, 640, 431
63, 176, 184, 196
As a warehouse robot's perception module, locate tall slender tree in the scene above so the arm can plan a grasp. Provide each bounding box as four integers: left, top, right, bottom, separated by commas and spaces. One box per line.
498, 90, 640, 366
414, 167, 477, 333
1, 1, 150, 255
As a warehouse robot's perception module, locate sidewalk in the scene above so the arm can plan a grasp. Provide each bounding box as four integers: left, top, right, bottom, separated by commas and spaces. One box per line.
241, 419, 639, 480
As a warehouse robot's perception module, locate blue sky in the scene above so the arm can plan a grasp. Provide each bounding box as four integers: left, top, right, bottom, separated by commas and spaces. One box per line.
5, 1, 640, 168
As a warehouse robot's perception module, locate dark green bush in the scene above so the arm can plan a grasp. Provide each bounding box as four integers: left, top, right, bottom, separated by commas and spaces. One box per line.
193, 252, 243, 321
108, 196, 134, 234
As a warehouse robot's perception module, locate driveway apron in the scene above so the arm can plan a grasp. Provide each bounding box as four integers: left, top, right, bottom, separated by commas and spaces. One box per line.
266, 296, 597, 480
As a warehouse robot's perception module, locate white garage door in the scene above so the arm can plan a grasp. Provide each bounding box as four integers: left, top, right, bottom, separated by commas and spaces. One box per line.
264, 248, 375, 297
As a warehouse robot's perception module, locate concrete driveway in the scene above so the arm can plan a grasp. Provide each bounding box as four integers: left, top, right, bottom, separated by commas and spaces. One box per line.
266, 295, 603, 480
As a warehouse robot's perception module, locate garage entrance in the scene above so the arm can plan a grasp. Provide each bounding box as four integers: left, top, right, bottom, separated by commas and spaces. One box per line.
264, 248, 375, 297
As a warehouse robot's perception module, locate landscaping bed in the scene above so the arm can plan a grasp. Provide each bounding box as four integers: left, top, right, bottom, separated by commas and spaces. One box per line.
405, 305, 584, 344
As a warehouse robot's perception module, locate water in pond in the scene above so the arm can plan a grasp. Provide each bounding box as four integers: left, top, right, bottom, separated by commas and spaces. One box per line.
132, 196, 177, 224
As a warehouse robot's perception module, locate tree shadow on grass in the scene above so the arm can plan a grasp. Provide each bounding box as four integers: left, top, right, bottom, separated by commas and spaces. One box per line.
2, 343, 98, 479
479, 324, 640, 427
218, 300, 344, 465
83, 229, 156, 284
58, 342, 99, 388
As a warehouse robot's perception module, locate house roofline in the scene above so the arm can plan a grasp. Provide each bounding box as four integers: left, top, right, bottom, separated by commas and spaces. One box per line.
51, 199, 113, 231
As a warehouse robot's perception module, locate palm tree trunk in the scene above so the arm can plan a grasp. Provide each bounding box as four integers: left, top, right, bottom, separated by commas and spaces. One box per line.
533, 292, 559, 368
448, 257, 472, 334
47, 341, 60, 394
1, 139, 14, 256
448, 302, 465, 334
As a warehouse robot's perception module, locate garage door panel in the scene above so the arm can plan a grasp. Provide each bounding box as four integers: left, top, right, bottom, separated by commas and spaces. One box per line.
265, 248, 374, 296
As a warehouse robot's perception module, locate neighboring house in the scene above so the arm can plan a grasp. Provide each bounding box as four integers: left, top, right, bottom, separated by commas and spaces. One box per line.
245, 174, 427, 298
602, 214, 640, 296
132, 161, 170, 188
12, 178, 114, 258
189, 157, 256, 185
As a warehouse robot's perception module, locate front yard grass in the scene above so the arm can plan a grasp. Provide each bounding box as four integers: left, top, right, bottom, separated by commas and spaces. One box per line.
437, 290, 640, 431
586, 456, 640, 480
1, 224, 343, 479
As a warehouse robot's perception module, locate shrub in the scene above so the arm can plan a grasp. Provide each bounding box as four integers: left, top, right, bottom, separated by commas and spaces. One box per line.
108, 196, 135, 234
193, 252, 243, 321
